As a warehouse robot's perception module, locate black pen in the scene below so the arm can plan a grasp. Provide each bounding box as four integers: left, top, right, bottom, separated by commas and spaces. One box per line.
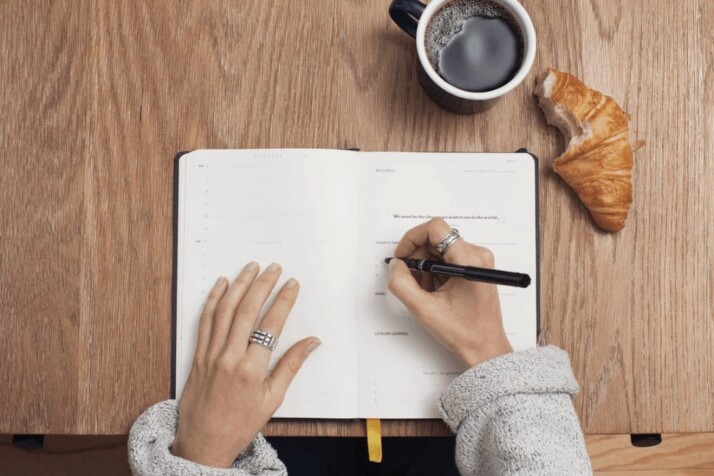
384, 258, 531, 288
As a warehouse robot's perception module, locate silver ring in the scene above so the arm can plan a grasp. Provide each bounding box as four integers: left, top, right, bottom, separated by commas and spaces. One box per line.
436, 228, 461, 254
249, 329, 278, 351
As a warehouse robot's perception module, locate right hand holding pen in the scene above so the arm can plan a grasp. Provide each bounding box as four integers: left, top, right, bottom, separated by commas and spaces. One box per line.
388, 218, 513, 368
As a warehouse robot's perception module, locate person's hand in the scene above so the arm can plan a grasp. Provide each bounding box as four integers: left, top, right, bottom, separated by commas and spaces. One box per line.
388, 218, 512, 368
171, 262, 321, 468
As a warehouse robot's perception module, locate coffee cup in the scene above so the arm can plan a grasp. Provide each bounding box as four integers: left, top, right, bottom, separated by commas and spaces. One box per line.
389, 0, 536, 114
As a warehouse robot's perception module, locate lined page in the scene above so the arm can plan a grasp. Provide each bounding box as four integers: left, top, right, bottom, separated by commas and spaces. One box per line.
356, 152, 538, 418
176, 149, 360, 418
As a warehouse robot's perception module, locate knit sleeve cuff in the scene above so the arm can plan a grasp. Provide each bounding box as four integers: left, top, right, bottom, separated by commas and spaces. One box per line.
128, 400, 286, 475
438, 346, 579, 432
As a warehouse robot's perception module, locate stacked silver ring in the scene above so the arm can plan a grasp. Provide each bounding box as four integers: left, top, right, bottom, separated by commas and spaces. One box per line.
436, 228, 461, 254
249, 329, 278, 351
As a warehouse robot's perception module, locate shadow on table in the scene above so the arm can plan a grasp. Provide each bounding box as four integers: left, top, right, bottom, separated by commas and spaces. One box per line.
268, 437, 460, 476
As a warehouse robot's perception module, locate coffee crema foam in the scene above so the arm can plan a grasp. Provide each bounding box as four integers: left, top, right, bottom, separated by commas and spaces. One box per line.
425, 0, 525, 83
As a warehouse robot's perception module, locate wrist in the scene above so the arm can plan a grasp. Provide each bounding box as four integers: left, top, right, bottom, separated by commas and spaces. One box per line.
171, 437, 236, 469
460, 336, 513, 368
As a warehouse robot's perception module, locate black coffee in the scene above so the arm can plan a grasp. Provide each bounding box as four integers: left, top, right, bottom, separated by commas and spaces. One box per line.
425, 0, 524, 92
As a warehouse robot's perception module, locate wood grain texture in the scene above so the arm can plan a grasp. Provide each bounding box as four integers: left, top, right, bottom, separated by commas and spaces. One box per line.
263, 419, 451, 438
588, 433, 714, 472
0, 2, 90, 433
0, 435, 130, 476
595, 472, 714, 476
0, 0, 712, 435
1, 433, 712, 474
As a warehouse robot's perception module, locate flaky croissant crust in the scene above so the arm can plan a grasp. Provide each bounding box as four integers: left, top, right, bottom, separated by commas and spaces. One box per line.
536, 68, 634, 232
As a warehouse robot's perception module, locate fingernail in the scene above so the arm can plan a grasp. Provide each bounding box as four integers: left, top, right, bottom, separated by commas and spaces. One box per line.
245, 261, 258, 271
215, 276, 226, 286
388, 259, 398, 271
307, 338, 321, 353
268, 262, 281, 272
285, 278, 298, 288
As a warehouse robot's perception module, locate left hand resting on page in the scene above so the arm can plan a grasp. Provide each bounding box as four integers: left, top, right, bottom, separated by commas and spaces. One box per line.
171, 262, 321, 468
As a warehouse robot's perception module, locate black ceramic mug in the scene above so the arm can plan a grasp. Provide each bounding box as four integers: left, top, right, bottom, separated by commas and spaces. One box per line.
389, 0, 536, 114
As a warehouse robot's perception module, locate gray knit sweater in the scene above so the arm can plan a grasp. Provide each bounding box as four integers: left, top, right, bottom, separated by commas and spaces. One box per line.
129, 346, 592, 475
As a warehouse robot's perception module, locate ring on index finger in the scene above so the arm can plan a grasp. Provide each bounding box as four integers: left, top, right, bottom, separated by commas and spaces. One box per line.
436, 228, 461, 254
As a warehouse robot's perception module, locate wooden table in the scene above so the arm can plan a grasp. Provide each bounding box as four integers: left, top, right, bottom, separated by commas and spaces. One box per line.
1, 1, 712, 437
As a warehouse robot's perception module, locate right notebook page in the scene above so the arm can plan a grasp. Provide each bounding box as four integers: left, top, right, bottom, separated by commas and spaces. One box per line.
356, 152, 538, 418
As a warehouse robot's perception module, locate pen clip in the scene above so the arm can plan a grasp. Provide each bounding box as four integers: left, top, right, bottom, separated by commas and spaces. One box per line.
429, 264, 463, 277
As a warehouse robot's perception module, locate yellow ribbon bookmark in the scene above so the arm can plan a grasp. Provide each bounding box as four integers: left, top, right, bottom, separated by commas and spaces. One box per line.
366, 418, 383, 463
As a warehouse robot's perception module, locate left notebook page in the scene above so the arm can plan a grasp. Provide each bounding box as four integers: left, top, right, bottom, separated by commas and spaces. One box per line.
176, 149, 360, 418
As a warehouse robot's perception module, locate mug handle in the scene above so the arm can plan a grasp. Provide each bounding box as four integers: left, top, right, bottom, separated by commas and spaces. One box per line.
389, 0, 427, 38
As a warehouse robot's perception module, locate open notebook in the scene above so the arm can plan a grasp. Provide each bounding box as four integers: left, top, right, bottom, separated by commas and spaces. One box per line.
174, 149, 539, 419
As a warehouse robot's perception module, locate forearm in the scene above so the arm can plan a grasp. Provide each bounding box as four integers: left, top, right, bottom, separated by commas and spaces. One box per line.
439, 346, 592, 475
128, 400, 286, 476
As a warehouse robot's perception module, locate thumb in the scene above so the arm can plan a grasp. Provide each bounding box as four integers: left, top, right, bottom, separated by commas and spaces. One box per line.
268, 337, 321, 404
388, 259, 433, 314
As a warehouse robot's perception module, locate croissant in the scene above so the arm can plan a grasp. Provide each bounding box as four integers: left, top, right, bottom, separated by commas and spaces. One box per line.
535, 68, 634, 232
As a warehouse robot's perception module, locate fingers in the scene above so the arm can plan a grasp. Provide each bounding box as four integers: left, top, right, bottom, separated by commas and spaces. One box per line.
407, 247, 435, 286
223, 263, 284, 360
267, 337, 321, 408
433, 274, 449, 290
419, 271, 435, 292
194, 276, 229, 365
245, 278, 300, 365
387, 259, 435, 316
394, 217, 470, 263
394, 218, 497, 269
207, 262, 260, 360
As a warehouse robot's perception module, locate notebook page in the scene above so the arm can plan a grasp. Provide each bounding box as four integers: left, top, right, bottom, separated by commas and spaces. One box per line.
356, 152, 538, 418
176, 149, 360, 418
